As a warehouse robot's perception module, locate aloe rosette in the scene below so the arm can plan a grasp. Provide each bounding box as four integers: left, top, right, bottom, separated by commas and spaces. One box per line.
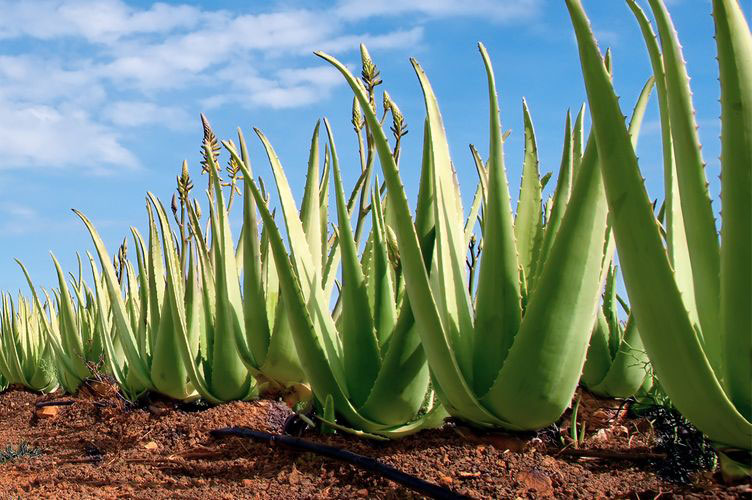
315, 42, 659, 431
0, 294, 57, 393
18, 255, 105, 394
582, 264, 651, 398
235, 117, 445, 438
566, 0, 751, 456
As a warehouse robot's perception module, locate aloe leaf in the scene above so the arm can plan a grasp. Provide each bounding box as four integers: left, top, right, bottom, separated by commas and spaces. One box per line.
473, 43, 523, 396
144, 202, 165, 355
50, 255, 86, 365
225, 140, 271, 371
358, 298, 431, 426
713, 0, 752, 421
367, 184, 397, 347
514, 99, 543, 284
412, 58, 476, 386
320, 145, 331, 272
590, 316, 650, 398
626, 0, 701, 378
581, 310, 613, 388
647, 0, 722, 371
566, 0, 751, 448
573, 103, 586, 173
464, 181, 483, 249
415, 119, 437, 267
87, 255, 131, 394
535, 111, 574, 274
325, 118, 381, 407
300, 121, 323, 276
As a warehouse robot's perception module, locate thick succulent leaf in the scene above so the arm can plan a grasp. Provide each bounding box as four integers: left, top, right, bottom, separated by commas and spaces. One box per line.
514, 99, 543, 284
412, 58, 476, 386
248, 177, 415, 433
590, 316, 650, 398
145, 202, 165, 355
258, 297, 305, 386
325, 118, 381, 407
464, 181, 483, 249
50, 255, 87, 366
319, 145, 331, 273
573, 103, 586, 173
300, 121, 323, 276
469, 144, 488, 208
472, 43, 523, 396
147, 193, 229, 403
87, 255, 136, 397
566, 0, 751, 448
367, 185, 397, 347
713, 0, 752, 421
647, 0, 722, 371
534, 111, 574, 275
581, 310, 613, 388
626, 0, 701, 379
415, 119, 437, 267
146, 196, 198, 401
358, 298, 431, 426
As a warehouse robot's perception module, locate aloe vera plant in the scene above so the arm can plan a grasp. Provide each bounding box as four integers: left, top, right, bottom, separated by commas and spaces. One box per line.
582, 264, 651, 398
235, 116, 445, 438
0, 293, 57, 393
566, 0, 751, 455
76, 185, 260, 403
17, 255, 105, 394
317, 42, 651, 431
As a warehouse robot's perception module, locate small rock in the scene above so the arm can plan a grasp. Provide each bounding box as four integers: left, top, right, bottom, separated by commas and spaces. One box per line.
517, 469, 554, 497
458, 471, 481, 479
592, 429, 610, 442
143, 441, 158, 450
149, 402, 170, 416
439, 475, 453, 486
36, 406, 59, 419
356, 488, 369, 497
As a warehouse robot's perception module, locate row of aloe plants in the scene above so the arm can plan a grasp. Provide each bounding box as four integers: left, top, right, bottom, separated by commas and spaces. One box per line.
0, 0, 748, 472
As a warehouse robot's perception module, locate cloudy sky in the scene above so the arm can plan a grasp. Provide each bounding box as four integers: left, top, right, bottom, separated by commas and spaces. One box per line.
0, 0, 745, 293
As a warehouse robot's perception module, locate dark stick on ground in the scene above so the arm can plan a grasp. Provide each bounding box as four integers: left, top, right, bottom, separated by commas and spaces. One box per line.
210, 427, 470, 500
35, 400, 76, 408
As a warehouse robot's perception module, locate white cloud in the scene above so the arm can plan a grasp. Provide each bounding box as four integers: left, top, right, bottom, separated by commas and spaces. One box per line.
103, 101, 191, 129
333, 0, 540, 22
0, 0, 541, 172
0, 0, 203, 43
0, 98, 138, 172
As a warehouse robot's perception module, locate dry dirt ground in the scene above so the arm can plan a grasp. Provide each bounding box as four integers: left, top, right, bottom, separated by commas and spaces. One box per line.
0, 384, 749, 499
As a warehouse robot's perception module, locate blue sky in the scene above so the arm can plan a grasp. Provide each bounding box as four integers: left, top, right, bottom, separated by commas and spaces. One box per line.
0, 0, 747, 294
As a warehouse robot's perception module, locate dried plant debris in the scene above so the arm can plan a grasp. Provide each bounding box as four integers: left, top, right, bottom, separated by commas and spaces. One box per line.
640, 406, 717, 484
0, 442, 42, 464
